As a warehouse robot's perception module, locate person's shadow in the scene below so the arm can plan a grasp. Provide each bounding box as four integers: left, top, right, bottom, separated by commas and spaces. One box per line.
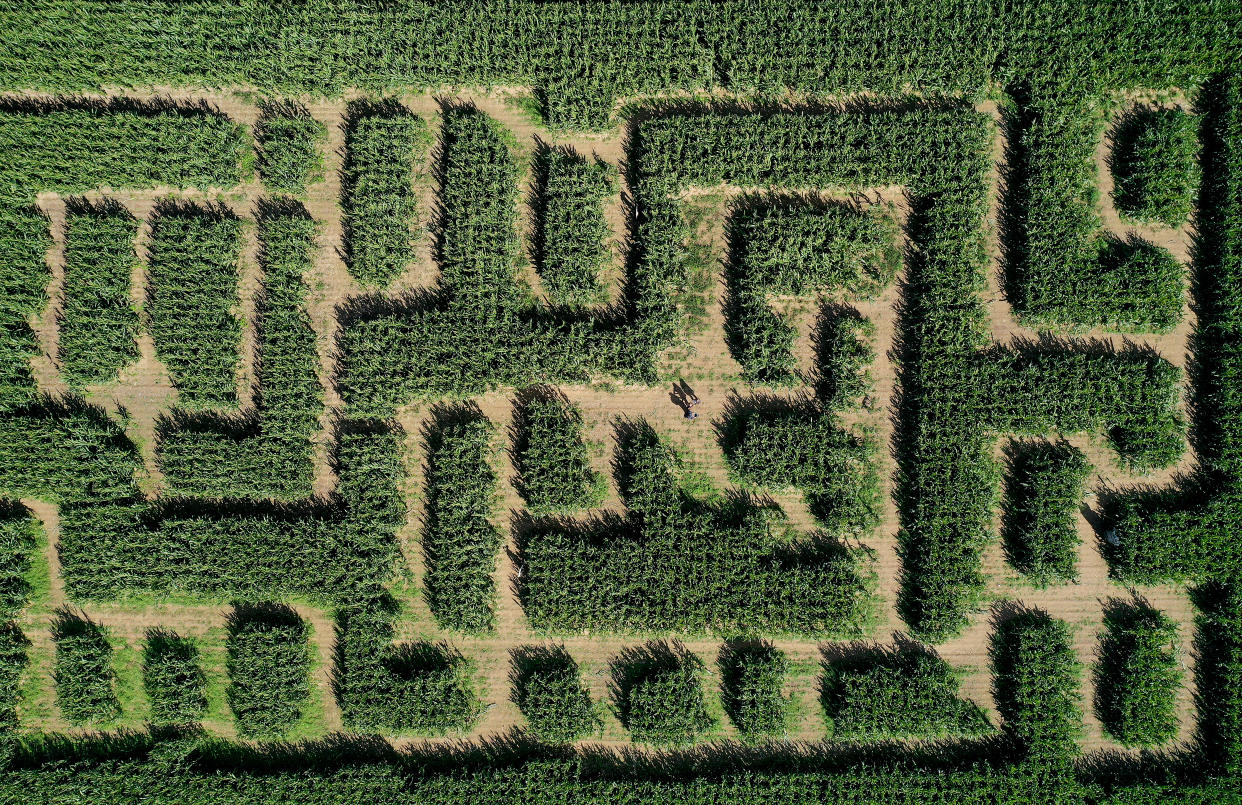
670, 381, 700, 418
669, 388, 689, 414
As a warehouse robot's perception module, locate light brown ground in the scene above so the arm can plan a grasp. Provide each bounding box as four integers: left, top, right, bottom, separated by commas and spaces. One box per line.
7, 87, 1203, 754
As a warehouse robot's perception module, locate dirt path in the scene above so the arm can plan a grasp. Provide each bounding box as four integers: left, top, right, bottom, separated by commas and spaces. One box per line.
299, 97, 353, 497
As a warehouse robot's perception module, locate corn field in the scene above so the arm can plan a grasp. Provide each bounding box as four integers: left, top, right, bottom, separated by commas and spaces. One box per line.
0, 1, 1237, 802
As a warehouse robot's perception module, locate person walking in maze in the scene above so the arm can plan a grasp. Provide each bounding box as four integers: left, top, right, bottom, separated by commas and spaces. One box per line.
672, 380, 701, 419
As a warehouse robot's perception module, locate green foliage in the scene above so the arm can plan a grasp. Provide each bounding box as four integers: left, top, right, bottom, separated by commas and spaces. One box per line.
146, 202, 243, 409
510, 644, 598, 743
0, 99, 250, 202
0, 622, 28, 733
610, 640, 712, 745
1093, 600, 1180, 747
722, 399, 880, 532
338, 104, 599, 413
142, 628, 206, 727
510, 388, 604, 514
0, 1, 1232, 127
814, 310, 875, 411
991, 609, 1081, 764
982, 342, 1183, 473
1001, 440, 1090, 586
606, 99, 1042, 642
530, 145, 612, 309
9, 748, 1218, 804
256, 101, 325, 195
0, 205, 49, 409
1002, 91, 1185, 332
225, 602, 310, 739
0, 502, 36, 616
719, 639, 790, 740
57, 200, 139, 388
0, 504, 34, 730
0, 7, 1235, 796
821, 642, 990, 740
724, 196, 898, 384
1194, 582, 1242, 774
629, 107, 992, 485
519, 419, 876, 634
1111, 107, 1199, 227
1090, 236, 1185, 332
721, 300, 880, 535
51, 608, 119, 725
58, 428, 404, 603
333, 597, 482, 734
0, 99, 247, 408
0, 398, 139, 503
157, 200, 321, 500
341, 99, 427, 286
11, 94, 1187, 662
1105, 77, 1242, 588
340, 102, 995, 419
336, 102, 693, 414
422, 407, 503, 633
727, 197, 899, 298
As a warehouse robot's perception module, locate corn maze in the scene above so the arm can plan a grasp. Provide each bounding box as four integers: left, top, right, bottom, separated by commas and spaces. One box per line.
0, 2, 1238, 803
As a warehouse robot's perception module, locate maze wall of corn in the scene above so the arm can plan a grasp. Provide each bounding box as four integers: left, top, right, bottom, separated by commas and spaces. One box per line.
0, 1, 1238, 802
